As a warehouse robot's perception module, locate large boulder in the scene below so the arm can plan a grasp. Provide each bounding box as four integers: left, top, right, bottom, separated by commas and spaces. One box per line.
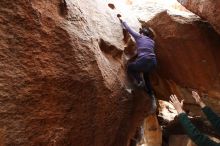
2, 0, 220, 145
0, 0, 149, 145
145, 11, 220, 115
177, 0, 220, 34
131, 0, 188, 21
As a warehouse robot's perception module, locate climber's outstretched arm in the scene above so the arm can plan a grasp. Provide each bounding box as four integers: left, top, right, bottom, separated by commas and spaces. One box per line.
121, 21, 140, 39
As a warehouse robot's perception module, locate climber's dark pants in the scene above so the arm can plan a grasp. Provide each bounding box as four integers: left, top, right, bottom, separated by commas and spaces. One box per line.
127, 56, 157, 96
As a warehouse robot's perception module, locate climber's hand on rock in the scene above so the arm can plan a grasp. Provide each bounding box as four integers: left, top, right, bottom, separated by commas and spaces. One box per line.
192, 91, 206, 108
170, 94, 185, 114
117, 14, 122, 18
117, 14, 122, 23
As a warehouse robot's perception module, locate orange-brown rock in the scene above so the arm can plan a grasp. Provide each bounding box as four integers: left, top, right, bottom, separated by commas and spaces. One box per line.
2, 0, 220, 145
144, 11, 220, 114
0, 0, 151, 145
143, 114, 162, 146
177, 0, 220, 34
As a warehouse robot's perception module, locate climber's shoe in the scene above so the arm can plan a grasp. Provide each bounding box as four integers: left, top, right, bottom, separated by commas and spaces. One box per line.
137, 81, 145, 88
125, 88, 134, 94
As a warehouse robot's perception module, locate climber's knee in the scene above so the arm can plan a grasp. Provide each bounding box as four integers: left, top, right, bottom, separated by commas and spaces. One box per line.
127, 62, 136, 73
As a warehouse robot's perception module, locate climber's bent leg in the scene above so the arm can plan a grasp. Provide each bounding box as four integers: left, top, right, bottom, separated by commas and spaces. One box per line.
143, 72, 157, 113
142, 58, 157, 113
143, 72, 154, 96
127, 56, 156, 87
142, 58, 156, 91
127, 60, 144, 85
127, 62, 142, 83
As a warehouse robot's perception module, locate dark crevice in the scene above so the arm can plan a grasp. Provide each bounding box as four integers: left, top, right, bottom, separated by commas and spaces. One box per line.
59, 0, 68, 17
122, 29, 136, 59
99, 38, 123, 58
123, 29, 130, 43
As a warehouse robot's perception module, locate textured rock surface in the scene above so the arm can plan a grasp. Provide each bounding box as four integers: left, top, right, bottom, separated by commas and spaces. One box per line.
129, 0, 220, 115
143, 115, 162, 146
145, 11, 220, 115
0, 0, 150, 145
1, 0, 220, 145
177, 0, 220, 34
131, 0, 188, 21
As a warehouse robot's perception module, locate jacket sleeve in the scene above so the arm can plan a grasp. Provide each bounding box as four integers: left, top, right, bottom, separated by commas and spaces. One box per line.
178, 113, 220, 146
202, 106, 220, 134
122, 21, 140, 39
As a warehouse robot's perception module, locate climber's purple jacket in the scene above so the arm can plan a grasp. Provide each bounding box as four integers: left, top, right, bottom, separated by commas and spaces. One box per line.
122, 21, 156, 59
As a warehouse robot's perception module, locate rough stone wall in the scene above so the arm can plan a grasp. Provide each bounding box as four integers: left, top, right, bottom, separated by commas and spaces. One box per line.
177, 0, 220, 34
146, 11, 220, 115
1, 0, 220, 145
0, 0, 141, 145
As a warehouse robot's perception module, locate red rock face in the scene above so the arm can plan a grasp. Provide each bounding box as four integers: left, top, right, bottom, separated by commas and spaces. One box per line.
146, 11, 220, 114
143, 115, 162, 146
0, 0, 147, 145
177, 0, 220, 34
2, 0, 220, 145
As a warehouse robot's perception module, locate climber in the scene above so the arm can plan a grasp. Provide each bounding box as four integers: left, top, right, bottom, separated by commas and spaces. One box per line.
170, 91, 220, 146
118, 15, 157, 98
